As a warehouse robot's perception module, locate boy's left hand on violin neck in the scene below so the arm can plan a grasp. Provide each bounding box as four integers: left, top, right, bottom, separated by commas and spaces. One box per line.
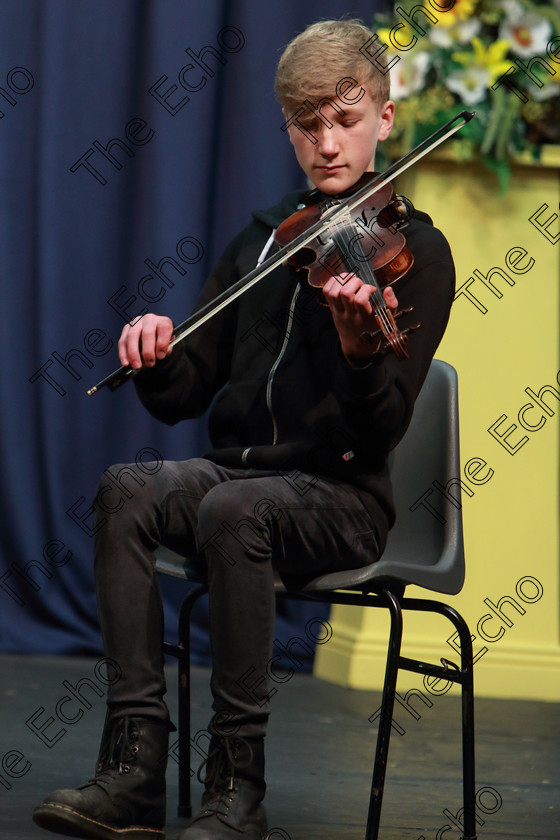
321, 274, 398, 366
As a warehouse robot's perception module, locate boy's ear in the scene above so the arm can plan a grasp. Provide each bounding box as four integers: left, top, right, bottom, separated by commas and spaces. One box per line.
282, 108, 294, 145
378, 100, 395, 142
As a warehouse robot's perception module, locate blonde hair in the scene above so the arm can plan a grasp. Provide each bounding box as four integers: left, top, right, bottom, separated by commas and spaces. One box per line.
275, 19, 391, 114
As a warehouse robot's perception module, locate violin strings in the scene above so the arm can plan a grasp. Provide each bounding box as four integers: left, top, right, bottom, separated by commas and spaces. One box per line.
329, 214, 395, 336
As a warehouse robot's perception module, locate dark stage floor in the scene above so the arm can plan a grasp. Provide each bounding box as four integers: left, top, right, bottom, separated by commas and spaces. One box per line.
1, 654, 558, 839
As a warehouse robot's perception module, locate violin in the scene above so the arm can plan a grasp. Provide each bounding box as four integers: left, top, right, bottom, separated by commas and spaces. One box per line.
88, 110, 475, 395
275, 174, 416, 359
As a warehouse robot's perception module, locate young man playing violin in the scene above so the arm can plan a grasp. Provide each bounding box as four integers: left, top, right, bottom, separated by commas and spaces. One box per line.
33, 18, 455, 840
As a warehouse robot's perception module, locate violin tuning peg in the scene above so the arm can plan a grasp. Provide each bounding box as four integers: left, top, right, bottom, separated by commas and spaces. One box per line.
401, 323, 422, 336
359, 329, 381, 345
393, 306, 414, 320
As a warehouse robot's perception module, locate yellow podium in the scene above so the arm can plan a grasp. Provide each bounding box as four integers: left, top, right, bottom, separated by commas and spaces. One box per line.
314, 150, 560, 702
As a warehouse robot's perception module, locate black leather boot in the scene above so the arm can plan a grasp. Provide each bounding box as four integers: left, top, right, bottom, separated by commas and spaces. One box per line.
180, 734, 267, 839
32, 715, 171, 839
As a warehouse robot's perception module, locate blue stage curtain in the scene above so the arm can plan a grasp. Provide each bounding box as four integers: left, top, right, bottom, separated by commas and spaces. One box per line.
0, 0, 382, 668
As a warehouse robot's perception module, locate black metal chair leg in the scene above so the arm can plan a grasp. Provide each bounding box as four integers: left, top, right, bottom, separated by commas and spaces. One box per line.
366, 588, 404, 840
176, 584, 208, 818
437, 604, 477, 840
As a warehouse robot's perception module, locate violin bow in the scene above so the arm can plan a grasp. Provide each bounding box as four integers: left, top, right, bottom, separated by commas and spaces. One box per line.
88, 109, 475, 395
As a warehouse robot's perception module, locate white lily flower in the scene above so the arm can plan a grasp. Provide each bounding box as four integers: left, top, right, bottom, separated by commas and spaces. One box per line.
390, 51, 431, 100
445, 67, 490, 105
499, 9, 553, 58
429, 18, 481, 48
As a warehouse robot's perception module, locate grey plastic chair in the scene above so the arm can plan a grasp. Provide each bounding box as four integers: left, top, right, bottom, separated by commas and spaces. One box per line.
156, 359, 477, 840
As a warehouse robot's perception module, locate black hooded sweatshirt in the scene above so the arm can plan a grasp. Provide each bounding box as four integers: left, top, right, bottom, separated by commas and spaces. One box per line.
133, 188, 455, 554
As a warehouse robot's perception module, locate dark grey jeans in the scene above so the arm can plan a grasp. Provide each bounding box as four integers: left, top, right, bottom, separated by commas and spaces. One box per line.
93, 457, 381, 738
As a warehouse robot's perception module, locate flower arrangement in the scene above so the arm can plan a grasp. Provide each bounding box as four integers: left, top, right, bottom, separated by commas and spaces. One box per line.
373, 0, 560, 190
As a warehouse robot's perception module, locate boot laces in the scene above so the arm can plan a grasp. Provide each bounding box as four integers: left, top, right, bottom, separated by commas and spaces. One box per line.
196, 736, 254, 817
80, 716, 139, 794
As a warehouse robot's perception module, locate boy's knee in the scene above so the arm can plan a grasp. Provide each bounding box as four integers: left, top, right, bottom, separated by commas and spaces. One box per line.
94, 461, 156, 517
197, 484, 270, 562
198, 483, 251, 531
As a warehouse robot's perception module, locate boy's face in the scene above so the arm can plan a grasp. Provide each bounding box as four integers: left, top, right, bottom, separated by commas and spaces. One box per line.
284, 91, 394, 196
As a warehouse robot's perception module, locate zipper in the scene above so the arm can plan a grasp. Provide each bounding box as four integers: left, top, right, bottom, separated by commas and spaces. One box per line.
243, 229, 278, 464
266, 282, 300, 445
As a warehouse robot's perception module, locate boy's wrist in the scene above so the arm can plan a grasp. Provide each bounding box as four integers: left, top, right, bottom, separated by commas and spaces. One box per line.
340, 342, 384, 370
340, 334, 383, 369
343, 351, 384, 369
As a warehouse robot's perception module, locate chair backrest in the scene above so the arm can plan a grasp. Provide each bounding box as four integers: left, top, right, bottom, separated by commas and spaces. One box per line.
301, 359, 465, 595
377, 358, 465, 593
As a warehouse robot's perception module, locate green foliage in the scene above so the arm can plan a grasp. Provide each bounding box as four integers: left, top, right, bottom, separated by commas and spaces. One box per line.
373, 0, 560, 190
